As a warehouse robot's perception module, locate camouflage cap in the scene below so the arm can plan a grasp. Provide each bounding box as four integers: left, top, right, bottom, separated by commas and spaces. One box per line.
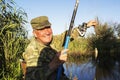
31, 16, 51, 29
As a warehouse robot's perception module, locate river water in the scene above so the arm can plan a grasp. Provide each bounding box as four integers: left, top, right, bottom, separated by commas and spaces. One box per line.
63, 61, 120, 80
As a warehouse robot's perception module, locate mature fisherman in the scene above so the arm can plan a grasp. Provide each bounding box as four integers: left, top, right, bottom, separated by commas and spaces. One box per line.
23, 16, 69, 80
22, 16, 97, 80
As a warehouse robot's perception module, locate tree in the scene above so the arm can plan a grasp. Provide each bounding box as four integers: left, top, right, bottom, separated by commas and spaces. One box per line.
114, 23, 120, 38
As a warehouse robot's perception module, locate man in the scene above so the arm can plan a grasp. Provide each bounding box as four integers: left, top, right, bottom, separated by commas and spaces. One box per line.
23, 16, 69, 80
23, 16, 97, 80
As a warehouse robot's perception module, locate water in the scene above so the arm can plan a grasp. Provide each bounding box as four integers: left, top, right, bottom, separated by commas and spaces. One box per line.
63, 61, 120, 80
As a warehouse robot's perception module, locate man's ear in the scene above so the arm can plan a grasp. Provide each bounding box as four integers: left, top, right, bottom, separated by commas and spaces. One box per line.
33, 30, 37, 37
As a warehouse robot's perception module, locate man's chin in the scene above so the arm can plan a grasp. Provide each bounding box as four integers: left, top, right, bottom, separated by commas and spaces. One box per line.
43, 40, 51, 45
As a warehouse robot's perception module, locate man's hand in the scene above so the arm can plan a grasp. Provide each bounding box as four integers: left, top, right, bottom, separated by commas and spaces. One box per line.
49, 49, 68, 70
57, 49, 68, 62
87, 20, 98, 27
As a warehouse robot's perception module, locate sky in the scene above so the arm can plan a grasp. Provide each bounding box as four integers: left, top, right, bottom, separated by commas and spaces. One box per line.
15, 0, 120, 37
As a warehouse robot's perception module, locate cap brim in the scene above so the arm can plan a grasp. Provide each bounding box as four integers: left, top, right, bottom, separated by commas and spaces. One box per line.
35, 24, 51, 30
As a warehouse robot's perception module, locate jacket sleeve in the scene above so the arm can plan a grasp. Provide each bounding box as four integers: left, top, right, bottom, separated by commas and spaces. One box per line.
23, 47, 57, 80
37, 47, 58, 79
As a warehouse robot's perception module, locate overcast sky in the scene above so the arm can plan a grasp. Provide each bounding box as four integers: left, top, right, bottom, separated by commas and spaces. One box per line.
15, 0, 120, 37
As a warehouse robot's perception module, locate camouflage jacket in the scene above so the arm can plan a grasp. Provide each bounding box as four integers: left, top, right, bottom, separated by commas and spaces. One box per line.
23, 38, 69, 80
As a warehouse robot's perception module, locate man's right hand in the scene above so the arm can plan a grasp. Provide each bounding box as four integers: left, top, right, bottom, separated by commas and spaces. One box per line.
49, 49, 68, 70
57, 49, 68, 62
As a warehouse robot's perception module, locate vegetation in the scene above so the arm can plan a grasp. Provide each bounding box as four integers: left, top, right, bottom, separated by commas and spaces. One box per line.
52, 21, 120, 65
0, 0, 29, 79
0, 0, 120, 80
86, 22, 120, 69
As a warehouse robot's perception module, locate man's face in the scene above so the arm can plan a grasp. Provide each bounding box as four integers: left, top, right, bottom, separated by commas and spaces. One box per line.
33, 27, 53, 45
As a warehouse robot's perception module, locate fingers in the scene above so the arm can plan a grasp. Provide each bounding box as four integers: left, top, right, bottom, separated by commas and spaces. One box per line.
58, 49, 69, 61
61, 49, 69, 54
87, 20, 98, 27
59, 54, 67, 61
92, 21, 98, 26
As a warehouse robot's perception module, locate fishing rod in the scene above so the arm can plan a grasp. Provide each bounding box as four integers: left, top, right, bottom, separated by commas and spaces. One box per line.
56, 0, 79, 80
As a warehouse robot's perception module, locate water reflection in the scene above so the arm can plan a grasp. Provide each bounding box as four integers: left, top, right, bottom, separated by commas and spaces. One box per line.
96, 61, 120, 80
63, 61, 120, 80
